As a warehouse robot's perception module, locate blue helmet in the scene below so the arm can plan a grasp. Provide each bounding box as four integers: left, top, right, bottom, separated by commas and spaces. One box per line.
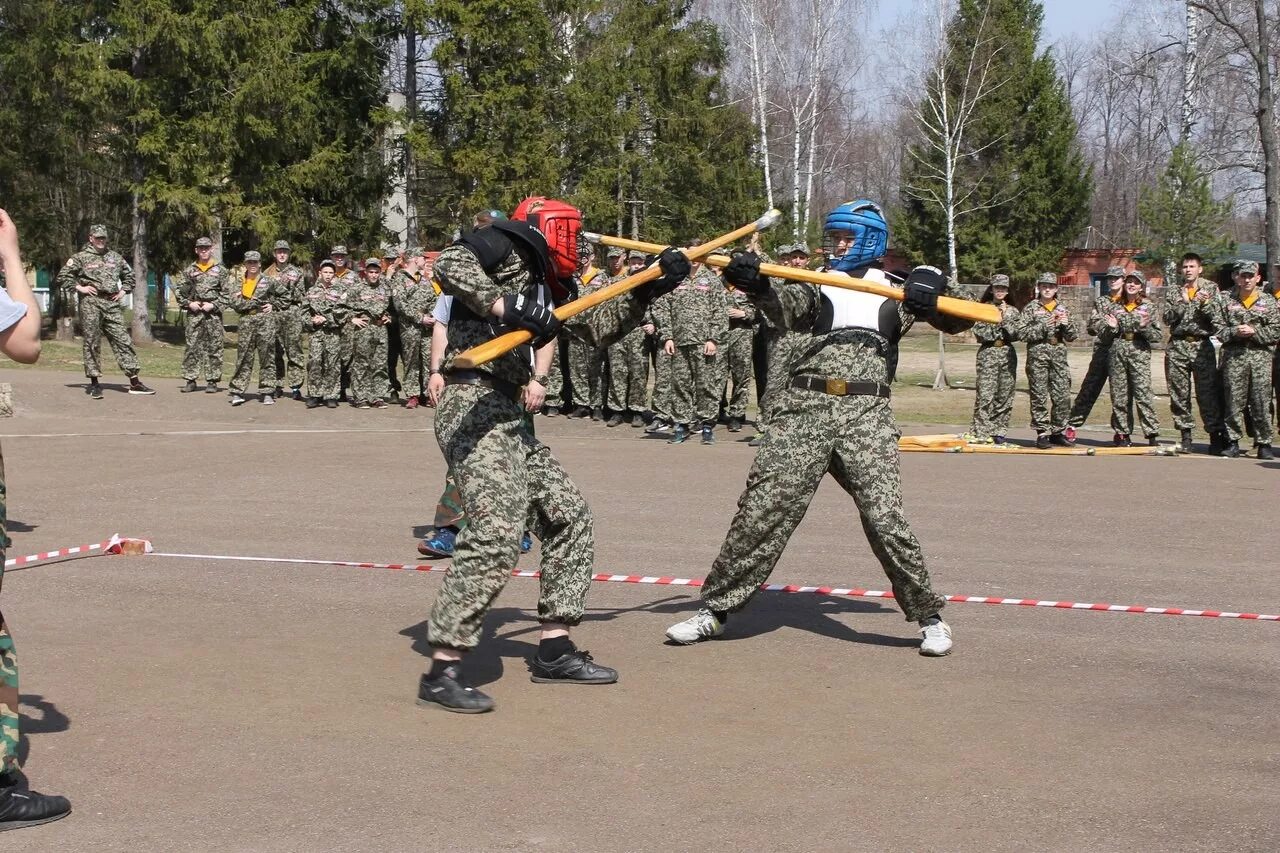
822, 200, 888, 272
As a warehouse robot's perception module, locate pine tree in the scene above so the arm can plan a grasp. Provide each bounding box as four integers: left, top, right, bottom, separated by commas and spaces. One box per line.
899, 0, 1092, 282
1138, 142, 1235, 273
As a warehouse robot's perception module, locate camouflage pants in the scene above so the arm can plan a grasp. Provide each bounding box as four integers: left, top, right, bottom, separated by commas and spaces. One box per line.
433, 472, 466, 531
701, 388, 943, 622
1067, 343, 1113, 429
430, 384, 595, 650
181, 309, 224, 382
1026, 343, 1072, 434
970, 343, 1017, 439
350, 323, 389, 403
0, 447, 18, 775
544, 345, 565, 408
721, 327, 754, 419
1164, 338, 1223, 432
568, 340, 606, 410
650, 338, 673, 421
272, 306, 306, 390
80, 295, 140, 379
1222, 345, 1275, 445
670, 345, 720, 426
230, 312, 278, 395
759, 330, 809, 428
607, 326, 648, 413
1108, 340, 1159, 437
399, 321, 430, 399
307, 328, 343, 400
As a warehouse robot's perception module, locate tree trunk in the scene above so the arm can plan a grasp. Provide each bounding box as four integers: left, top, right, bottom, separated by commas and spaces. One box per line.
1254, 0, 1280, 284
130, 183, 154, 343
746, 16, 773, 208
1181, 3, 1198, 141
791, 113, 802, 240
404, 23, 418, 249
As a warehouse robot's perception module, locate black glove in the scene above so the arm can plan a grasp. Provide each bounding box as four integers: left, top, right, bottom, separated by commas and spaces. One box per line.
634, 247, 690, 304
500, 293, 561, 346
903, 265, 945, 317
723, 252, 769, 297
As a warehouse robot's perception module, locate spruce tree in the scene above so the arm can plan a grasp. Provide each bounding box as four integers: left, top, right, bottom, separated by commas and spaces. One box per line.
1138, 142, 1235, 272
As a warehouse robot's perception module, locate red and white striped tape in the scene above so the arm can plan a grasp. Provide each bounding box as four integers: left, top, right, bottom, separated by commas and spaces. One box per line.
3, 534, 123, 570
140, 546, 1280, 623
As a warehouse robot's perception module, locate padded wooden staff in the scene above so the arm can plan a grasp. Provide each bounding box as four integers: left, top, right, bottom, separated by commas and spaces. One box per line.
584, 234, 1002, 324
451, 209, 783, 369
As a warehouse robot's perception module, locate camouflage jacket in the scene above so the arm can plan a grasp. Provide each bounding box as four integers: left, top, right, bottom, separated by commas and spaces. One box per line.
750, 268, 972, 383
178, 260, 230, 307
972, 303, 1022, 345
1214, 287, 1280, 348
1161, 277, 1220, 339
1105, 299, 1163, 345
390, 270, 437, 325
1085, 295, 1119, 342
56, 245, 135, 297
263, 262, 306, 310
654, 266, 729, 346
432, 242, 646, 387
1021, 300, 1079, 346
347, 279, 390, 321
228, 273, 278, 315
725, 283, 757, 330
305, 280, 351, 329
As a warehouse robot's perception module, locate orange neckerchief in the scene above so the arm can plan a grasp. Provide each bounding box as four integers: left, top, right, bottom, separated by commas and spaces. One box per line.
241, 275, 260, 299
1041, 300, 1058, 313
1109, 294, 1121, 303
1186, 286, 1197, 300
1242, 290, 1259, 310
196, 260, 216, 273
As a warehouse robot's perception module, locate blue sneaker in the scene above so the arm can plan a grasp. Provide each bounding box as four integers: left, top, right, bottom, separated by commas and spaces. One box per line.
417, 527, 457, 558
520, 532, 533, 554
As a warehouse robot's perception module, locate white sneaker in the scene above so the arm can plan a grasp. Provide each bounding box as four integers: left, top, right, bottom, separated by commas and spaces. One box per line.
918, 617, 953, 656
229, 394, 247, 406
261, 395, 275, 405
665, 608, 724, 645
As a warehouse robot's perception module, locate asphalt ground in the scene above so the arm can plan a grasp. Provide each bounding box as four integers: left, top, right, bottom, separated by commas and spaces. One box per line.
1, 367, 1277, 852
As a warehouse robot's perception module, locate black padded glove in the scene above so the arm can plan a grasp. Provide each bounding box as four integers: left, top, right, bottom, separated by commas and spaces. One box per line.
723, 252, 769, 297
500, 293, 561, 346
634, 247, 690, 304
903, 265, 945, 317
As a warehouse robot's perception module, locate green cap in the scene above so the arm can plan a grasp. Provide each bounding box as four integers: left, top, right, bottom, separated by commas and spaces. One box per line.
989, 274, 1010, 288
1105, 265, 1125, 278
1233, 259, 1259, 275
1036, 272, 1058, 286
273, 240, 291, 252
195, 236, 214, 248
243, 250, 261, 263
88, 224, 108, 238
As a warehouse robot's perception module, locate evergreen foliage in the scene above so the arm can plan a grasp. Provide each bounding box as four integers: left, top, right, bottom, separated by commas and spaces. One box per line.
1138, 142, 1235, 270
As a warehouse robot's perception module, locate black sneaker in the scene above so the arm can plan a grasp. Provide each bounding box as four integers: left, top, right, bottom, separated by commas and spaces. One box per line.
0, 785, 72, 832
747, 433, 763, 447
606, 413, 623, 427
1223, 441, 1241, 458
727, 417, 742, 433
305, 396, 321, 409
700, 425, 715, 445
529, 648, 618, 684
416, 665, 494, 713
591, 407, 603, 421
544, 405, 560, 417
1048, 432, 1073, 447
668, 424, 689, 444
1035, 433, 1051, 449
180, 379, 199, 393
630, 413, 644, 428
128, 377, 156, 395
324, 399, 338, 409
1146, 434, 1159, 447
1258, 444, 1274, 460
87, 381, 103, 400
205, 382, 220, 394
273, 386, 284, 398
1180, 429, 1193, 454
290, 387, 303, 401
569, 405, 591, 419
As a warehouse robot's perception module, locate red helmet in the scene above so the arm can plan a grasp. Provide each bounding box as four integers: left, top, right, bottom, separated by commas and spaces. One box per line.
512, 196, 582, 283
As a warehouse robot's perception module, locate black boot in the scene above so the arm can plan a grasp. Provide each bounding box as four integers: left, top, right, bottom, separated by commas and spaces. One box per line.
1222, 440, 1242, 458
1209, 431, 1226, 455
1258, 444, 1274, 460
1180, 429, 1193, 454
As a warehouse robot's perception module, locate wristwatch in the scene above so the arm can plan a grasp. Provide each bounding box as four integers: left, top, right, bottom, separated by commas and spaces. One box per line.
531, 373, 550, 385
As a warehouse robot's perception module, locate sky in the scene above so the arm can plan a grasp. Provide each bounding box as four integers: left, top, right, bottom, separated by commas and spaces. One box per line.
1041, 0, 1120, 44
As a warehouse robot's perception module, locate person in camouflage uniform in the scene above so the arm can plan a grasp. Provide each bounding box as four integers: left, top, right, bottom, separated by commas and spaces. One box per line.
176, 235, 229, 393
1162, 253, 1225, 453
655, 258, 729, 444
753, 244, 816, 447
266, 240, 307, 400
567, 249, 609, 420
966, 274, 1021, 443
0, 208, 73, 831
1066, 267, 1124, 439
665, 200, 968, 657
1022, 273, 1079, 449
1213, 259, 1279, 458
381, 248, 405, 403
1102, 270, 1162, 445
227, 251, 279, 406
304, 260, 349, 408
604, 248, 648, 427
721, 265, 757, 432
390, 250, 438, 408
638, 252, 679, 434
347, 258, 392, 408
55, 224, 156, 398
418, 211, 688, 713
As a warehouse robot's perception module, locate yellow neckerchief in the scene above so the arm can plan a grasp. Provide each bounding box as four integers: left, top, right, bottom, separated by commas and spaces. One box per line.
1109, 294, 1121, 303
1185, 284, 1197, 300
431, 274, 442, 294
1040, 300, 1057, 313
1122, 298, 1141, 312
582, 267, 600, 285
241, 275, 260, 299
196, 260, 216, 273
1241, 289, 1259, 310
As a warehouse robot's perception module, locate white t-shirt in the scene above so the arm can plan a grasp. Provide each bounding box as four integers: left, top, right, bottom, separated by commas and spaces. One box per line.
0, 287, 29, 334
432, 295, 452, 324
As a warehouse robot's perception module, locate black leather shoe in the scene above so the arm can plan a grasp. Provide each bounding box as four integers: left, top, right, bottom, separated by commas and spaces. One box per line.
416, 665, 494, 713
324, 399, 338, 409
0, 785, 71, 833
305, 396, 321, 409
1048, 432, 1073, 447
529, 648, 618, 684
1035, 433, 1051, 449
606, 413, 623, 427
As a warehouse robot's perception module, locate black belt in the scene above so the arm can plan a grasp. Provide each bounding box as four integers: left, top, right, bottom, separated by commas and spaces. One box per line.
444, 369, 522, 402
982, 339, 1007, 348
791, 376, 890, 398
